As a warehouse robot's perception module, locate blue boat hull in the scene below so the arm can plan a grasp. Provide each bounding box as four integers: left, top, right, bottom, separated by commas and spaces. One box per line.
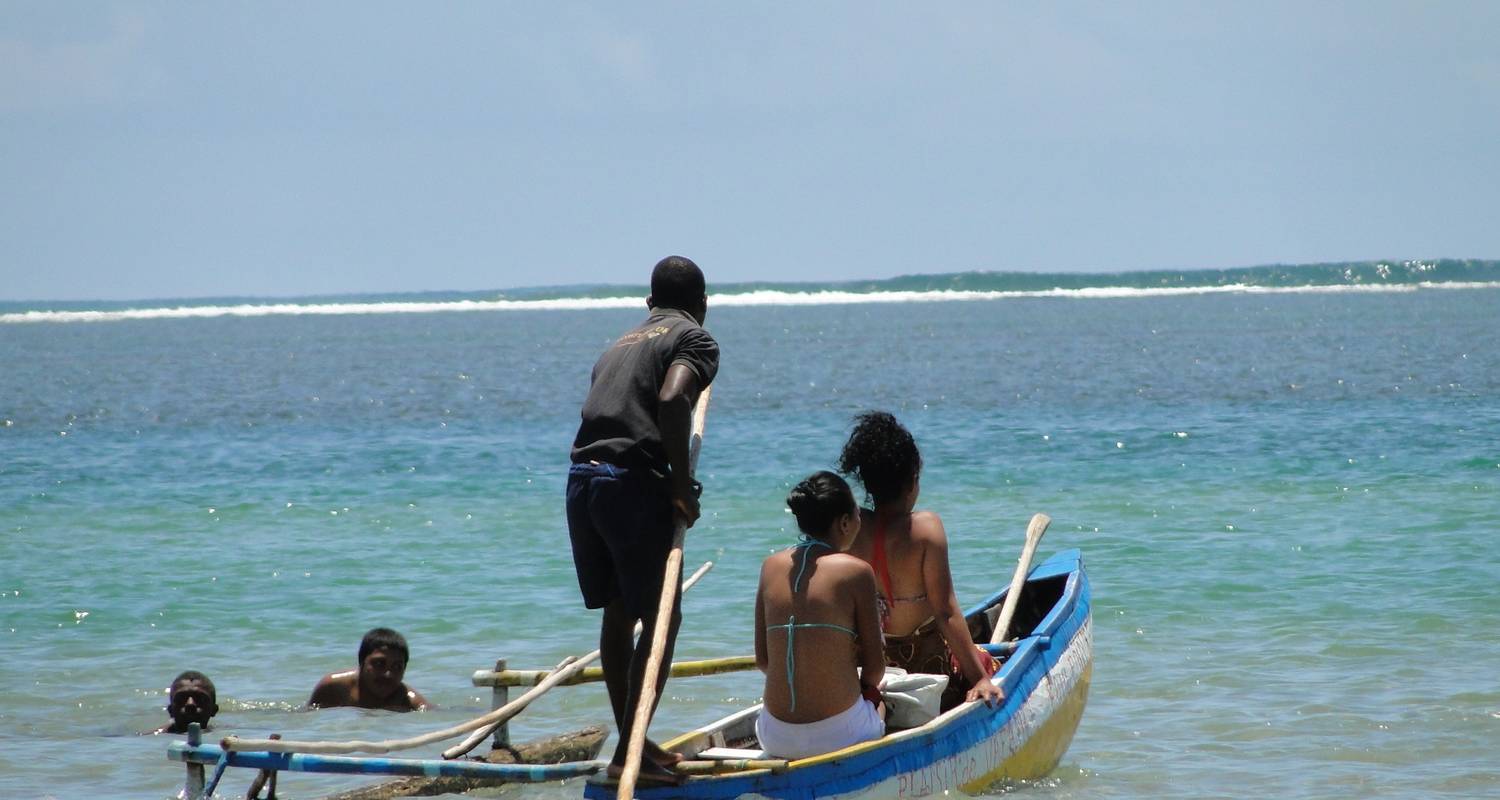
586, 548, 1092, 800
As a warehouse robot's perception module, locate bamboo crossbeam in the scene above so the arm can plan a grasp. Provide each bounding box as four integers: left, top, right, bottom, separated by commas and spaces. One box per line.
473, 655, 755, 687
675, 758, 789, 774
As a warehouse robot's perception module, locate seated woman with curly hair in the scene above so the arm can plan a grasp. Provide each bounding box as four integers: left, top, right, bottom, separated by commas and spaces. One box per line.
838, 411, 1003, 711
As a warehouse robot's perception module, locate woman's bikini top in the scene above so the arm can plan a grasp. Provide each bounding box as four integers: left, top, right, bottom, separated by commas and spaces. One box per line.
870, 516, 929, 632
764, 539, 857, 712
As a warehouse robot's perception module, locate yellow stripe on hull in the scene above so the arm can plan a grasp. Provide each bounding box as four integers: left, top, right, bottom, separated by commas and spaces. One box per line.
961, 622, 1094, 792
971, 661, 1092, 786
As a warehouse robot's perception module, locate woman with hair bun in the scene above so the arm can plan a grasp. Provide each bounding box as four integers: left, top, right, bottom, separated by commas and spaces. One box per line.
753, 471, 886, 758
838, 411, 1003, 711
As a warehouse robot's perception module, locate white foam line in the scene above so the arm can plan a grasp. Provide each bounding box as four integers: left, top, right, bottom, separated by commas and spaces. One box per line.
4, 281, 1498, 324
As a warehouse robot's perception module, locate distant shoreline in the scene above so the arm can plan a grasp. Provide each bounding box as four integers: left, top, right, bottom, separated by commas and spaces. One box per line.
3, 259, 1498, 323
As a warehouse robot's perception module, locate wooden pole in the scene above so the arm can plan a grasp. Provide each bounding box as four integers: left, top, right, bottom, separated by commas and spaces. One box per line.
245, 733, 281, 799
490, 659, 510, 750
184, 722, 205, 800
617, 387, 711, 800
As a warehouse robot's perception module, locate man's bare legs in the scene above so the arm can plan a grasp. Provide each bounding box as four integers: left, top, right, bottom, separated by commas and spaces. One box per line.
600, 589, 683, 779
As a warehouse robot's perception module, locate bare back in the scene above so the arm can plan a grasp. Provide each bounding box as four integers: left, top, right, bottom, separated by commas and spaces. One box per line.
848, 509, 952, 636
754, 546, 885, 724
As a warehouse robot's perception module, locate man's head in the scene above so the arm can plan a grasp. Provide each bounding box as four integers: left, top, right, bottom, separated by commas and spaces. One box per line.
647, 255, 707, 324
357, 627, 410, 701
166, 670, 218, 729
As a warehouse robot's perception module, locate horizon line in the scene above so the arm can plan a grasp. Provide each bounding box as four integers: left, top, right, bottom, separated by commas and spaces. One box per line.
2, 257, 1493, 307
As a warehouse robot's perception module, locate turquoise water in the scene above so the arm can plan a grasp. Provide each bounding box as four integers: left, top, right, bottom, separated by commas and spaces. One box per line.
3, 278, 1499, 798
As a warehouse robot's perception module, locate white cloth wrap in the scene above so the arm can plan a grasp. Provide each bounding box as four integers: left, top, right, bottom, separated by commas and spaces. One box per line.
755, 697, 884, 759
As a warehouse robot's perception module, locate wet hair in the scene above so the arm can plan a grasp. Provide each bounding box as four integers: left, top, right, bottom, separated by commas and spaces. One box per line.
837, 411, 923, 506
650, 255, 706, 312
171, 670, 216, 700
358, 628, 410, 665
786, 471, 857, 540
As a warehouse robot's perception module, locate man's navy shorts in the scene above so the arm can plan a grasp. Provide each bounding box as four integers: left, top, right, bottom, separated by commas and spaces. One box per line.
565, 461, 674, 617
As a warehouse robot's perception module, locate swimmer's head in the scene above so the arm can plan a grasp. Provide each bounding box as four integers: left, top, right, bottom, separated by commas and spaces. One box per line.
648, 255, 707, 324
787, 470, 861, 550
357, 628, 409, 701
166, 670, 218, 728
838, 411, 923, 508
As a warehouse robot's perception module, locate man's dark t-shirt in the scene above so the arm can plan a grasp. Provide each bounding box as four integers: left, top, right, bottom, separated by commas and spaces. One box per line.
570, 307, 719, 476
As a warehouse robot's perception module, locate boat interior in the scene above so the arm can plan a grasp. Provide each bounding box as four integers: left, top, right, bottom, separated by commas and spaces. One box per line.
972, 573, 1069, 644
676, 571, 1072, 761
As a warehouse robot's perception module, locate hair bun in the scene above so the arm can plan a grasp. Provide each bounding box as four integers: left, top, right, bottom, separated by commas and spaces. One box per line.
785, 471, 855, 539
786, 480, 814, 514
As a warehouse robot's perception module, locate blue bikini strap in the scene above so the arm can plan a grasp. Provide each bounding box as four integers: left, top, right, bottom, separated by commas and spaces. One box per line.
777, 538, 845, 712
792, 538, 832, 593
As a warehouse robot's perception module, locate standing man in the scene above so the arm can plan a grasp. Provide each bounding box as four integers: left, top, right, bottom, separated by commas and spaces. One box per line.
566, 255, 718, 784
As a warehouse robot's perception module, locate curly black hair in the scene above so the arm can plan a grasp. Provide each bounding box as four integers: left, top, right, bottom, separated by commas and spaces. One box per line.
837, 411, 922, 506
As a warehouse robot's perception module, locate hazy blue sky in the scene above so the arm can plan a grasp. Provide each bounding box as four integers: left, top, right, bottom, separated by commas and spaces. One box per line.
3, 2, 1497, 301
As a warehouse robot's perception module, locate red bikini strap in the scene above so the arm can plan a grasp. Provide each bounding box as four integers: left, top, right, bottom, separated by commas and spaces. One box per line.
872, 516, 896, 604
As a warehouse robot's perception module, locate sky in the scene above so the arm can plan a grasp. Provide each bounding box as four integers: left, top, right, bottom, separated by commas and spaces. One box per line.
2, 2, 1497, 302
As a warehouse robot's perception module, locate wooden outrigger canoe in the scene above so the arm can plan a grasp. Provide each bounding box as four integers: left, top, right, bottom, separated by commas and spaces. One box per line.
585, 548, 1092, 800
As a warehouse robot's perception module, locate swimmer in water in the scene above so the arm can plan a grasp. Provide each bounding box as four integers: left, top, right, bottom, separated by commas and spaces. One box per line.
307, 627, 429, 711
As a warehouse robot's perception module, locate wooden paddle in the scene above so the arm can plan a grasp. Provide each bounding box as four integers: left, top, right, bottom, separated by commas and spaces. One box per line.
989, 513, 1051, 645
617, 386, 711, 800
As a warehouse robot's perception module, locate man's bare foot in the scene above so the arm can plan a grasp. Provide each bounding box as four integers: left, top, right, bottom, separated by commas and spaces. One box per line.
605, 758, 685, 787
645, 739, 684, 768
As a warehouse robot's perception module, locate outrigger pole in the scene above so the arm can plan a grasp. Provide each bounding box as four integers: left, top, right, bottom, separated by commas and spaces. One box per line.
171, 737, 605, 785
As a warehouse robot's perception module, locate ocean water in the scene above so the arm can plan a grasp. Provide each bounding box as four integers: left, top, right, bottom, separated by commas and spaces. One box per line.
3, 269, 1499, 799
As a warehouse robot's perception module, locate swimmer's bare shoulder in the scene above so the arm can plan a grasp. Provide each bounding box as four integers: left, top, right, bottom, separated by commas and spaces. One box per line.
307, 670, 358, 708
401, 685, 431, 711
